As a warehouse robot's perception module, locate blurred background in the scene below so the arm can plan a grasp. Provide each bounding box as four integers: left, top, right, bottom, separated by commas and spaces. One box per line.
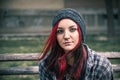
0, 0, 120, 80
0, 0, 120, 35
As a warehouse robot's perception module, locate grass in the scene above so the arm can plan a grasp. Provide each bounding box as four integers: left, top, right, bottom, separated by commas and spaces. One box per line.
0, 34, 120, 54
86, 34, 120, 52
0, 34, 120, 80
0, 37, 45, 53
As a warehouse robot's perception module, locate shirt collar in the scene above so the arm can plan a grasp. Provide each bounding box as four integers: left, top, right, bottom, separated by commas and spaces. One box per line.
83, 44, 94, 76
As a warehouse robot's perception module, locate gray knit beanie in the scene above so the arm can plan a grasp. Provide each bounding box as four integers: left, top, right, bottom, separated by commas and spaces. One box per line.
52, 8, 86, 42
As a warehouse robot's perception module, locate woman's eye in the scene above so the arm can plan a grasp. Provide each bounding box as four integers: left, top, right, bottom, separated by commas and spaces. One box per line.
57, 29, 64, 34
70, 28, 77, 32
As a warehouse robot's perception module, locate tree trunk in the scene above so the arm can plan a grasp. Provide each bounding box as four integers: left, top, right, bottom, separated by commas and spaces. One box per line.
105, 0, 115, 38
116, 0, 120, 35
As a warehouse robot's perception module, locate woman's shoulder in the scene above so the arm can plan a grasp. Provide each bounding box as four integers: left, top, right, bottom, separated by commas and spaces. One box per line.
93, 52, 112, 68
87, 46, 113, 75
84, 44, 113, 71
89, 47, 112, 69
39, 55, 48, 68
39, 52, 50, 66
38, 55, 56, 80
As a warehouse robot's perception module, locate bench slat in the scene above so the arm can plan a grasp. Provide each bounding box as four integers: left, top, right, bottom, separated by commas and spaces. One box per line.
112, 64, 120, 72
0, 52, 120, 75
0, 66, 39, 75
0, 53, 40, 61
0, 64, 120, 75
0, 52, 120, 61
97, 52, 120, 59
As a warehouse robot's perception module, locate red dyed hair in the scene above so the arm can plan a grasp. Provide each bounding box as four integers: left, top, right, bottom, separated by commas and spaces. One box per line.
39, 22, 59, 60
39, 18, 87, 80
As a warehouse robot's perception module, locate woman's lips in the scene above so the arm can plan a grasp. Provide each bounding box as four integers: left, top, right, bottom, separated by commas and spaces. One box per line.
63, 42, 72, 46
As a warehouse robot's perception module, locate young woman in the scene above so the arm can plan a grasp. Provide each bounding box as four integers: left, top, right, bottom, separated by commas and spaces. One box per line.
39, 8, 114, 80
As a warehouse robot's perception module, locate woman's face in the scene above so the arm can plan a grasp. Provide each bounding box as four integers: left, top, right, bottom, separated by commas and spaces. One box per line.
57, 19, 81, 53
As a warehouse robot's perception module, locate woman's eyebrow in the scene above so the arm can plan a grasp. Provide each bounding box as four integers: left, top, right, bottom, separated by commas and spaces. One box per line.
69, 25, 76, 28
57, 25, 76, 29
57, 27, 63, 29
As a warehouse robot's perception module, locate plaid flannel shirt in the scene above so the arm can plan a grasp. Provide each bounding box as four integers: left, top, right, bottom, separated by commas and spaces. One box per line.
39, 44, 114, 80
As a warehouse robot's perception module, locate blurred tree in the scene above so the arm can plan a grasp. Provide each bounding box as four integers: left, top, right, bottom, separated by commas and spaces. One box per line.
105, 0, 115, 38
116, 0, 120, 31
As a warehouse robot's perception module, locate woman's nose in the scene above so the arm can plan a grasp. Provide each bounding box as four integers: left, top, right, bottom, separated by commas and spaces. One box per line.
63, 31, 70, 39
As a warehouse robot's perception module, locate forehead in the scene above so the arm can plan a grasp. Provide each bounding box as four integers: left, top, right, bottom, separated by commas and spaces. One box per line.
58, 18, 77, 28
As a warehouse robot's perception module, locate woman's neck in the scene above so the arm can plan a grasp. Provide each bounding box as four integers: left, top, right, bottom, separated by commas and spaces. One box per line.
67, 53, 74, 66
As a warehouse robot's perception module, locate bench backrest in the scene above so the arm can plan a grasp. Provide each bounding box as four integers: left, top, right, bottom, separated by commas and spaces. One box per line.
0, 52, 120, 75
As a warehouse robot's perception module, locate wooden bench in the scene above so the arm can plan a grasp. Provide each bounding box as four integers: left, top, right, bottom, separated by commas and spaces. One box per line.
0, 52, 120, 78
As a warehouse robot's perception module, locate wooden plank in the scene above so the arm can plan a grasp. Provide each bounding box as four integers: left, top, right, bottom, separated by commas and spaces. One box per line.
0, 52, 120, 61
112, 64, 120, 72
97, 52, 120, 59
0, 53, 40, 61
0, 64, 119, 75
0, 33, 49, 37
0, 66, 39, 75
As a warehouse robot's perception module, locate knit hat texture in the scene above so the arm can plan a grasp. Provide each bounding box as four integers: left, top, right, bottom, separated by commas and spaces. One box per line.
52, 8, 86, 42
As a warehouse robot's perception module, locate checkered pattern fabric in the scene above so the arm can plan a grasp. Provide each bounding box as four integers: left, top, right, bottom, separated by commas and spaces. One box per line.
39, 44, 114, 80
